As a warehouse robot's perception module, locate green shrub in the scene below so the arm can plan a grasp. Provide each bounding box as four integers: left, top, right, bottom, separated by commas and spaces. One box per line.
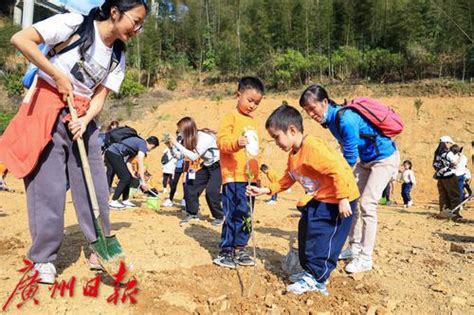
332, 46, 363, 81
271, 49, 308, 89
166, 78, 177, 91
0, 111, 15, 134
0, 70, 23, 97
115, 71, 146, 99
0, 18, 21, 68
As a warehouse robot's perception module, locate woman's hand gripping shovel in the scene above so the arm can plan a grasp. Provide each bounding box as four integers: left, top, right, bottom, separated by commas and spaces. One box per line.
67, 96, 132, 281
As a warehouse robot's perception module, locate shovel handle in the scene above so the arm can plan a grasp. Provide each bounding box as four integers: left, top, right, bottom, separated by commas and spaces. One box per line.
66, 96, 101, 219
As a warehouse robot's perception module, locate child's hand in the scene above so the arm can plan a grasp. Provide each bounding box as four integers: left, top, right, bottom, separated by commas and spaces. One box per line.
140, 183, 150, 192
246, 185, 270, 197
238, 136, 248, 148
338, 198, 352, 218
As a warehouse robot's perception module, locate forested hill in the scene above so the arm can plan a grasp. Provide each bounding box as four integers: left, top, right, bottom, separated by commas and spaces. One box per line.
125, 0, 474, 88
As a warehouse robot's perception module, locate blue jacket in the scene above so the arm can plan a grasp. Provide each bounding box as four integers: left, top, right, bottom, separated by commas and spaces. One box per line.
324, 103, 397, 166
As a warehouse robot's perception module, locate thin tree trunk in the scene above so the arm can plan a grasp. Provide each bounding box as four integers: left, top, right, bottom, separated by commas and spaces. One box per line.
237, 0, 242, 75
137, 36, 141, 84
462, 51, 466, 82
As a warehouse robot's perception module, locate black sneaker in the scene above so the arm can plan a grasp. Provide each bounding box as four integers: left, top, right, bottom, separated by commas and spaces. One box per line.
179, 214, 200, 226
213, 252, 236, 269
235, 249, 255, 266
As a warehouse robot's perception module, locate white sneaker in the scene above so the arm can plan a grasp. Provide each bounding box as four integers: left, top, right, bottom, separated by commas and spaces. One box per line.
408, 200, 413, 207
34, 262, 56, 284
162, 199, 173, 207
109, 200, 125, 209
163, 188, 168, 194
338, 247, 359, 260
286, 272, 329, 296
289, 271, 330, 285
265, 200, 276, 205
180, 199, 186, 207
345, 257, 373, 273
121, 200, 137, 208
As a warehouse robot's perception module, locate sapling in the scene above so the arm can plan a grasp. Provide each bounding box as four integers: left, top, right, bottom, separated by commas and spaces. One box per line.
414, 98, 423, 118
242, 128, 259, 297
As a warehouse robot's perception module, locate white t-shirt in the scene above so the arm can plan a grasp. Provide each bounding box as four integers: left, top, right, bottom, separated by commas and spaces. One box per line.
402, 169, 416, 184
162, 148, 177, 174
454, 153, 468, 176
33, 13, 126, 98
173, 131, 220, 167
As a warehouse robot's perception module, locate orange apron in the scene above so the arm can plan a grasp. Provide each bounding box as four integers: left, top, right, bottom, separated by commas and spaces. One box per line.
0, 79, 90, 178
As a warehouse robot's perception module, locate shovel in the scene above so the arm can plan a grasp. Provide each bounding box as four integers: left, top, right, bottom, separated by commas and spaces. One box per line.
66, 96, 126, 274
438, 195, 472, 219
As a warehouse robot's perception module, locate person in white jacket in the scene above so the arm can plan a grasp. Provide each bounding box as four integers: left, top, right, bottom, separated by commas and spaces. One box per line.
161, 148, 177, 207
450, 144, 468, 205
401, 160, 416, 207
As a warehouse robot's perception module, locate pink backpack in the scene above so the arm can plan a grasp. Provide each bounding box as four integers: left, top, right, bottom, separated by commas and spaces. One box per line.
336, 97, 404, 138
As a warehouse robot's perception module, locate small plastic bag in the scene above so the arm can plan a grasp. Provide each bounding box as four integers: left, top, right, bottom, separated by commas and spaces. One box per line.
244, 129, 259, 157
281, 237, 303, 275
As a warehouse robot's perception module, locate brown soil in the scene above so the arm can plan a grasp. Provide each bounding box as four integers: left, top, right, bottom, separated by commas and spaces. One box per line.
0, 94, 473, 314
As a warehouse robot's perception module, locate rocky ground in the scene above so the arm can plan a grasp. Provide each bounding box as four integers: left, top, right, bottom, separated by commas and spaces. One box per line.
0, 94, 473, 314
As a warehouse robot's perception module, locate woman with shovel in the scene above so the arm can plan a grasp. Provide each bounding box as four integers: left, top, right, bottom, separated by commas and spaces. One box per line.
0, 0, 149, 283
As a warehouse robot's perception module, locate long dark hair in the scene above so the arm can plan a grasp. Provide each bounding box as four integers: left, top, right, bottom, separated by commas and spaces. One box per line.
78, 0, 149, 59
177, 117, 216, 151
299, 84, 337, 107
177, 117, 198, 151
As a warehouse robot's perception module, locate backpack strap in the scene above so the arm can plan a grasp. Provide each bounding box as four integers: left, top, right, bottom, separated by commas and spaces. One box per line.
48, 33, 83, 58
335, 107, 380, 154
47, 20, 122, 74
109, 41, 122, 73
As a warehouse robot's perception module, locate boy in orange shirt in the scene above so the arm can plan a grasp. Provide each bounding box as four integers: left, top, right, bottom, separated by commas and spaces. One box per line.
247, 105, 359, 295
213, 77, 264, 269
260, 164, 279, 204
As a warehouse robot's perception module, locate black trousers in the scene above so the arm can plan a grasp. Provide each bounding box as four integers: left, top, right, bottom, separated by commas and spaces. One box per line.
104, 150, 131, 201
162, 173, 173, 189
184, 162, 223, 219
169, 169, 183, 201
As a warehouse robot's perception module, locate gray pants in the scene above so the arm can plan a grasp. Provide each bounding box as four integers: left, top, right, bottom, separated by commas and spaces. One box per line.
24, 109, 111, 263
349, 150, 400, 259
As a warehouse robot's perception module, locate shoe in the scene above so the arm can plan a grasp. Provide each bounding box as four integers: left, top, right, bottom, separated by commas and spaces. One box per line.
121, 200, 137, 208
179, 214, 200, 226
162, 199, 173, 207
109, 200, 125, 209
34, 262, 56, 284
88, 253, 103, 271
235, 249, 255, 266
345, 256, 373, 273
265, 200, 276, 205
338, 247, 359, 260
211, 218, 224, 226
213, 252, 236, 269
286, 272, 329, 296
180, 199, 186, 207
289, 272, 330, 285
162, 188, 168, 194
408, 200, 413, 207
289, 271, 307, 283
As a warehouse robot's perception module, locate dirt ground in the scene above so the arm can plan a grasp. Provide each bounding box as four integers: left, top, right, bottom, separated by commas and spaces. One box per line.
0, 94, 473, 314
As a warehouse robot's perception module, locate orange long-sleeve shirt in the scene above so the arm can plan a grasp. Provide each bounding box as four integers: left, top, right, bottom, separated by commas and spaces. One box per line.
218, 110, 259, 184
269, 135, 359, 204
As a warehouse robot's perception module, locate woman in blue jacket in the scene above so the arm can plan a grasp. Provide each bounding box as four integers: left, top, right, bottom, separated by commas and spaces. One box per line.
300, 84, 400, 274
